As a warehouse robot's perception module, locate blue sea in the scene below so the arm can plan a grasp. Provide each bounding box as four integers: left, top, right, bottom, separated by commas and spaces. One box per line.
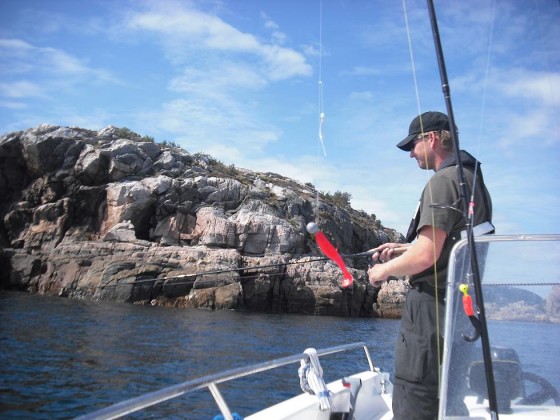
3, 291, 559, 419
0, 291, 399, 419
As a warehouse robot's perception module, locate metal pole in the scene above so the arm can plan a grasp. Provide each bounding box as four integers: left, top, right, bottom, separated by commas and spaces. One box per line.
425, 0, 499, 416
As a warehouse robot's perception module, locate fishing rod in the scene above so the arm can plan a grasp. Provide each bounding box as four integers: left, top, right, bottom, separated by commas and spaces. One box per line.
98, 248, 408, 289
426, 0, 499, 417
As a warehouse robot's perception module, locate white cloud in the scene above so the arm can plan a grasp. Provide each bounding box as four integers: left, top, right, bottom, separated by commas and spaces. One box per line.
124, 2, 311, 81
259, 44, 311, 81
1, 38, 88, 77
260, 12, 287, 45
134, 97, 282, 161
0, 38, 34, 50
117, 1, 315, 173
0, 100, 27, 110
169, 62, 267, 94
0, 37, 122, 92
494, 70, 560, 106
0, 80, 47, 99
126, 5, 259, 51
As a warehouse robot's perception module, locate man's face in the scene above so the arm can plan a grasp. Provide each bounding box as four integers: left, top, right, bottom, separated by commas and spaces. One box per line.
410, 133, 433, 170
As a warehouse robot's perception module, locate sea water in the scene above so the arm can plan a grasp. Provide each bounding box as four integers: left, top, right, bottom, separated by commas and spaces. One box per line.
3, 291, 558, 419
0, 291, 399, 419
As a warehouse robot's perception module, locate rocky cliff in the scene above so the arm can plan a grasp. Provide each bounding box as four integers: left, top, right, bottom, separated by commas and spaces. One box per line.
0, 124, 407, 317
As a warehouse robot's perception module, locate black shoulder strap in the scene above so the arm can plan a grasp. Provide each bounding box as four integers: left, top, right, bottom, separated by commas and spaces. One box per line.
405, 201, 421, 243
404, 163, 492, 244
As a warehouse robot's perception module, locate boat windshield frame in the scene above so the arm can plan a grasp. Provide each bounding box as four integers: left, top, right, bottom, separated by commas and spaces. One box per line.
439, 233, 560, 418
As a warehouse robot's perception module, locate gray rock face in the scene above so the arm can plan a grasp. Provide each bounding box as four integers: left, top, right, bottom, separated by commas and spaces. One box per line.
372, 279, 410, 319
0, 125, 406, 317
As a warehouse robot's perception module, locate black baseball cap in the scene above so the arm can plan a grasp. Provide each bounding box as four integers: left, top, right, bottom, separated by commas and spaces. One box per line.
396, 111, 450, 151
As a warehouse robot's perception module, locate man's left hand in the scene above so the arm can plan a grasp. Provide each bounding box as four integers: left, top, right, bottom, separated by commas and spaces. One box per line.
368, 263, 389, 288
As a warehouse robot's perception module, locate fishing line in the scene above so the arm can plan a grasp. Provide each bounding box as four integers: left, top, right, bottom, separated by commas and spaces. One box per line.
474, 0, 496, 160
467, 0, 496, 222
455, 0, 496, 343
484, 282, 560, 288
533, 0, 559, 138
310, 10, 358, 289
109, 272, 289, 290
315, 0, 327, 213
100, 269, 386, 291
402, 0, 443, 388
402, 0, 438, 276
451, 0, 495, 308
318, 0, 327, 158
98, 250, 376, 289
402, 0, 424, 128
426, 0, 499, 412
451, 2, 496, 349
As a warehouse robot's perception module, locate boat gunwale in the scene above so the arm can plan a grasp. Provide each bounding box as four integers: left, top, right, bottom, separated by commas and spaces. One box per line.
74, 341, 376, 420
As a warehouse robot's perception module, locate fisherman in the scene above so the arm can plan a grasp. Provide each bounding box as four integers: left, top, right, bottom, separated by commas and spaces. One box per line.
367, 111, 493, 419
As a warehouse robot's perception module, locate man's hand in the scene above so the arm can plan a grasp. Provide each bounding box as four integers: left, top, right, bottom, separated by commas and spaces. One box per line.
367, 263, 388, 288
367, 227, 446, 288
367, 243, 409, 288
369, 243, 409, 264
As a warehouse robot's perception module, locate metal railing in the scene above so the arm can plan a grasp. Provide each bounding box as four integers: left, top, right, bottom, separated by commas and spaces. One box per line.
75, 341, 375, 420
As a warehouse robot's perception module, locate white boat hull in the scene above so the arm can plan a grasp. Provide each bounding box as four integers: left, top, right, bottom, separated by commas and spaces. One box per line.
247, 370, 393, 420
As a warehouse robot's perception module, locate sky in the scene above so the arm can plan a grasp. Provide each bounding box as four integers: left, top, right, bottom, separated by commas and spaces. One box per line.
0, 0, 559, 237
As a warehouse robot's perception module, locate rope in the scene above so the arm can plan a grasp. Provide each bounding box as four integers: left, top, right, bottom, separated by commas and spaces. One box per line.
298, 348, 332, 411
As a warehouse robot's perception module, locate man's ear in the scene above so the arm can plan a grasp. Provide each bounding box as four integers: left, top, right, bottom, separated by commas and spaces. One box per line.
428, 131, 437, 148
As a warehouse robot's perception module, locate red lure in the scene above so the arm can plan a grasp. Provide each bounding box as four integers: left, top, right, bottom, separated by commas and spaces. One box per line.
460, 284, 474, 316
307, 222, 353, 288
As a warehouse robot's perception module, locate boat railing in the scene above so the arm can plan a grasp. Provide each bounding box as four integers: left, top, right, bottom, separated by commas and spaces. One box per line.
75, 341, 375, 420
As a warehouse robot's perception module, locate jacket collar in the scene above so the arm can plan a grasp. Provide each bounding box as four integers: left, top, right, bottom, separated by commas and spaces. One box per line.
438, 150, 480, 171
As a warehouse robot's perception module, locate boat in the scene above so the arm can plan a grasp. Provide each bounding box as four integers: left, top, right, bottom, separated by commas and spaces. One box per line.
75, 0, 560, 418
75, 233, 560, 420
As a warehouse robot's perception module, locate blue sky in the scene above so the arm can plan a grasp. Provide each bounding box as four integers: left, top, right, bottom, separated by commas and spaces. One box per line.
1, 0, 559, 237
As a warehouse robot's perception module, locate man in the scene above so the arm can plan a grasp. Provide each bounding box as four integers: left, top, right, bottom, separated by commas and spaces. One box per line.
367, 111, 493, 419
